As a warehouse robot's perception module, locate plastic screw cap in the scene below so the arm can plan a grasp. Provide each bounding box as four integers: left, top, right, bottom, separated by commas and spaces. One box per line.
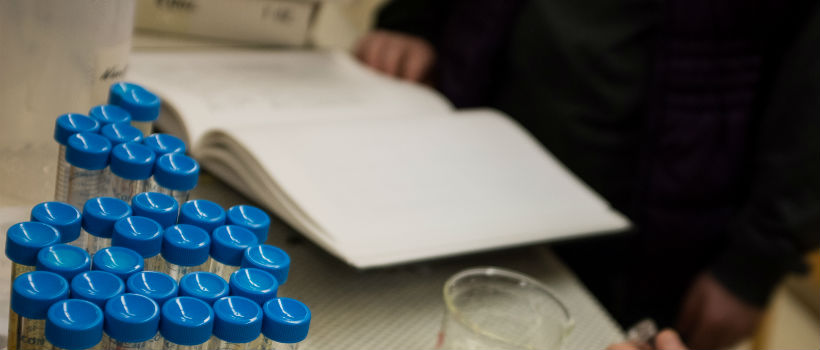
112, 216, 163, 258
5, 221, 61, 266
127, 271, 179, 307
142, 133, 186, 156
82, 197, 132, 238
179, 199, 226, 233
101, 122, 143, 147
262, 298, 311, 344
11, 271, 69, 319
229, 268, 278, 305
242, 244, 291, 284
211, 225, 258, 266
36, 244, 91, 281
160, 296, 214, 346
92, 246, 144, 281
226, 205, 270, 244
154, 153, 200, 191
88, 104, 132, 126
66, 132, 112, 170
30, 201, 82, 244
70, 271, 125, 308
131, 192, 179, 228
162, 224, 211, 267
213, 296, 263, 343
108, 82, 161, 122
104, 293, 160, 343
178, 272, 230, 305
110, 142, 155, 180
54, 113, 100, 145
46, 299, 104, 350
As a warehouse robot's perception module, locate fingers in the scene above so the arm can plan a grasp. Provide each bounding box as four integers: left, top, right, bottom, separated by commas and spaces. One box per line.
355, 30, 435, 82
676, 280, 705, 339
377, 37, 406, 77
357, 31, 389, 70
607, 342, 641, 350
654, 329, 688, 350
401, 40, 435, 82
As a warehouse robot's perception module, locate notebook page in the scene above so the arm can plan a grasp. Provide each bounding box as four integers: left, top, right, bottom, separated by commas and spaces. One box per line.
127, 50, 453, 144
219, 109, 630, 267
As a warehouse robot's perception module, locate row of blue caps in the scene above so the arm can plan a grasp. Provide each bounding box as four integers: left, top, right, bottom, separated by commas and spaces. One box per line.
13, 269, 309, 349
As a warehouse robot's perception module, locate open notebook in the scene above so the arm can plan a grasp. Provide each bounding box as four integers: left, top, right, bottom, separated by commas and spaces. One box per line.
127, 50, 630, 268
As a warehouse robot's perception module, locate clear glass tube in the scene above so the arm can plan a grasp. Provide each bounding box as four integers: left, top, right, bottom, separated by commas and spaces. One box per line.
54, 145, 70, 202
86, 234, 112, 256
211, 337, 253, 350
8, 264, 36, 350
110, 174, 146, 203
143, 255, 165, 272
66, 166, 107, 210
209, 260, 239, 282
162, 260, 210, 281
102, 331, 165, 350
161, 336, 213, 350
11, 316, 50, 350
260, 336, 301, 350
131, 121, 153, 136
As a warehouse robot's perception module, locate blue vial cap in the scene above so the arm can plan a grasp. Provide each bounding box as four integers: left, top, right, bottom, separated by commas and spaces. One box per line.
162, 224, 210, 267
104, 293, 160, 343
142, 133, 186, 156
5, 221, 61, 266
36, 244, 91, 282
179, 199, 225, 234
262, 298, 311, 343
101, 123, 143, 147
46, 299, 104, 350
213, 296, 263, 343
30, 201, 82, 244
178, 272, 230, 305
112, 216, 162, 258
108, 82, 161, 122
92, 246, 144, 281
229, 268, 278, 306
82, 197, 132, 238
226, 205, 270, 244
127, 271, 179, 307
131, 192, 179, 229
211, 225, 258, 266
154, 153, 199, 191
242, 244, 290, 284
160, 296, 214, 346
54, 113, 100, 145
66, 132, 112, 170
12, 271, 69, 319
70, 271, 125, 308
110, 142, 155, 180
89, 104, 132, 126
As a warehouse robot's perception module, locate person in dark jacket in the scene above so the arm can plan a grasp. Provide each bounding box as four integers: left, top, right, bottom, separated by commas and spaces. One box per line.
357, 0, 819, 348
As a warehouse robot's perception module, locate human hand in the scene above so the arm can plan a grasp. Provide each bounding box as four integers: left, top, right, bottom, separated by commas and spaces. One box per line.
607, 329, 688, 350
355, 30, 436, 82
677, 272, 762, 349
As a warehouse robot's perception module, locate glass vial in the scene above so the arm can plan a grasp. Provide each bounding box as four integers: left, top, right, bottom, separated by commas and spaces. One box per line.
161, 224, 211, 281
241, 244, 291, 285
131, 191, 180, 229
36, 244, 91, 282
209, 226, 259, 281
45, 299, 104, 350
179, 199, 226, 234
81, 196, 132, 256
104, 126, 148, 200
226, 204, 271, 244
127, 271, 179, 308
103, 293, 163, 350
229, 268, 279, 306
53, 114, 101, 203
70, 270, 125, 309
259, 298, 311, 350
152, 153, 200, 205
160, 297, 215, 350
112, 216, 164, 271
178, 272, 230, 306
10, 271, 70, 350
109, 82, 161, 136
64, 132, 112, 210
211, 296, 263, 350
30, 201, 83, 248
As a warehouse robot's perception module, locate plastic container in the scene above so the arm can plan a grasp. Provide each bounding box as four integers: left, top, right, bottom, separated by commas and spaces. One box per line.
226, 205, 270, 244
179, 199, 225, 234
64, 133, 112, 210
131, 192, 179, 229
6, 221, 62, 281
112, 216, 163, 271
127, 271, 179, 307
259, 298, 311, 350
89, 104, 131, 126
178, 271, 230, 306
36, 244, 91, 282
242, 244, 290, 285
70, 270, 125, 309
102, 293, 163, 350
53, 114, 101, 204
46, 299, 104, 350
100, 122, 143, 147
30, 201, 82, 246
229, 268, 279, 306
109, 142, 155, 203
211, 296, 263, 350
209, 226, 258, 281
160, 297, 215, 349
81, 197, 132, 255
151, 153, 199, 205
109, 82, 161, 135
92, 246, 144, 281
161, 224, 211, 280
10, 271, 70, 350
142, 133, 186, 158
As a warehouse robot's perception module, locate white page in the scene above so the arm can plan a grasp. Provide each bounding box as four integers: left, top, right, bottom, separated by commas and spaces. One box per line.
218, 109, 630, 267
127, 50, 453, 143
